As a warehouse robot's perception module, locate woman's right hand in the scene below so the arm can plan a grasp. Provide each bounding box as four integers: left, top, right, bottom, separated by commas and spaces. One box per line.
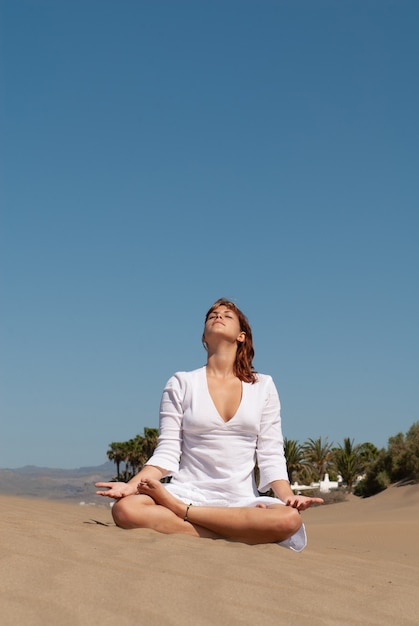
95, 482, 137, 499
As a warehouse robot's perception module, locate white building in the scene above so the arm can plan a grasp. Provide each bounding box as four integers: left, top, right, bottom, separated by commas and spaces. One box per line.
291, 473, 342, 494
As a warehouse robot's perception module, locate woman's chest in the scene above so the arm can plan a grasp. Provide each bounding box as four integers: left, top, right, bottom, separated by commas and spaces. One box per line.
182, 380, 263, 434
206, 376, 242, 423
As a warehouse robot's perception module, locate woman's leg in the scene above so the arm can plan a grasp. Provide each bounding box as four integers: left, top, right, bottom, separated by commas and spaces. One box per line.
137, 479, 302, 545
111, 493, 220, 539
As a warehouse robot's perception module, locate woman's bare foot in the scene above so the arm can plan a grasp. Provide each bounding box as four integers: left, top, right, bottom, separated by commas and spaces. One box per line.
137, 478, 186, 518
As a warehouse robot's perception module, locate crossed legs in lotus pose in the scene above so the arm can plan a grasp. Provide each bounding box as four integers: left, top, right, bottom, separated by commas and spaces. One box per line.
111, 477, 302, 545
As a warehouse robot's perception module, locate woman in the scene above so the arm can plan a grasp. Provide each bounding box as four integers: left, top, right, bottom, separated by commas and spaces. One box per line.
96, 298, 323, 550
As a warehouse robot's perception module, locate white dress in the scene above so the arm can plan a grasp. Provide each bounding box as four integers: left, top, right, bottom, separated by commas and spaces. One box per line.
146, 366, 307, 551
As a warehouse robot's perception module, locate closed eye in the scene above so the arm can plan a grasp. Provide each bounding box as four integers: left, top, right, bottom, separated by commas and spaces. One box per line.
207, 309, 235, 321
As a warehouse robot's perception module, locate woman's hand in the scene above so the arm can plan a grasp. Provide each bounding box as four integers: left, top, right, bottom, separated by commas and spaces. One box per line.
270, 480, 324, 510
285, 494, 324, 511
95, 482, 137, 499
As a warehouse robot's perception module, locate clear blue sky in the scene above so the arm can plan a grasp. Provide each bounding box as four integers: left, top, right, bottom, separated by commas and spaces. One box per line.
1, 0, 418, 469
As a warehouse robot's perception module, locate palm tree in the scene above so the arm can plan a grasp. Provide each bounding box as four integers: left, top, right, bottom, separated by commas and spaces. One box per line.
284, 438, 308, 484
358, 441, 380, 466
125, 436, 146, 478
302, 437, 334, 482
333, 437, 368, 492
142, 428, 159, 460
107, 442, 126, 480
107, 428, 160, 481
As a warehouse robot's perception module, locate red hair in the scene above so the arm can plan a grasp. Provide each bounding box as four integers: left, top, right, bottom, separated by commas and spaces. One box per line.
202, 298, 257, 384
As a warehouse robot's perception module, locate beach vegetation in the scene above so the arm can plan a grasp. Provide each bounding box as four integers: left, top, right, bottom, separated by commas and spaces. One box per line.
106, 428, 159, 481
387, 421, 419, 482
354, 462, 390, 498
354, 421, 419, 497
332, 438, 378, 493
284, 438, 311, 484
301, 437, 334, 483
106, 442, 126, 479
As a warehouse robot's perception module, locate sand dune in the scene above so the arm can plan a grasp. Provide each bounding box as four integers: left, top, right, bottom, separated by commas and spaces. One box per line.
1, 484, 418, 625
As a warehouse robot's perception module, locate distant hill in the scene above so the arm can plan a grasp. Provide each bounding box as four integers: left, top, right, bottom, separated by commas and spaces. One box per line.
0, 462, 116, 502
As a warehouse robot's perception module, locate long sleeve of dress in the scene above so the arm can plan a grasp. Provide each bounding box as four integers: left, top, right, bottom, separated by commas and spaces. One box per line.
256, 376, 289, 492
145, 374, 184, 474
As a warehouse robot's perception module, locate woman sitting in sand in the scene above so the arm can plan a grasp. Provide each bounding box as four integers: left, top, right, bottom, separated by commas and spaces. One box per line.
96, 298, 323, 550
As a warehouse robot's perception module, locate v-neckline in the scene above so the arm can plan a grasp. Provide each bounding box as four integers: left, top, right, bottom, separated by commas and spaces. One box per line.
204, 366, 243, 424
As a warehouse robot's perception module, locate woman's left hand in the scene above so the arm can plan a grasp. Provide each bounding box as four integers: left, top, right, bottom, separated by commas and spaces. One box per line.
285, 495, 324, 511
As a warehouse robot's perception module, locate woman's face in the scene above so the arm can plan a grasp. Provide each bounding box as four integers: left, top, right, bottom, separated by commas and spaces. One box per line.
203, 306, 245, 346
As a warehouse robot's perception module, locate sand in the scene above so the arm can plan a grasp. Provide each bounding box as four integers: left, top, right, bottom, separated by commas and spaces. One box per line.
1, 484, 418, 626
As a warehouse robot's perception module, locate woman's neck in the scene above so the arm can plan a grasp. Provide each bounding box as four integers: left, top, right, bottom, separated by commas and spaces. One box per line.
206, 350, 237, 378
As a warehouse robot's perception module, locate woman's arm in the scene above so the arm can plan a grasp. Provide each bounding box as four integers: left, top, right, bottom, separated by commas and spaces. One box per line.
95, 464, 167, 499
144, 373, 185, 472
256, 377, 288, 491
96, 374, 185, 499
257, 378, 324, 510
270, 479, 324, 510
